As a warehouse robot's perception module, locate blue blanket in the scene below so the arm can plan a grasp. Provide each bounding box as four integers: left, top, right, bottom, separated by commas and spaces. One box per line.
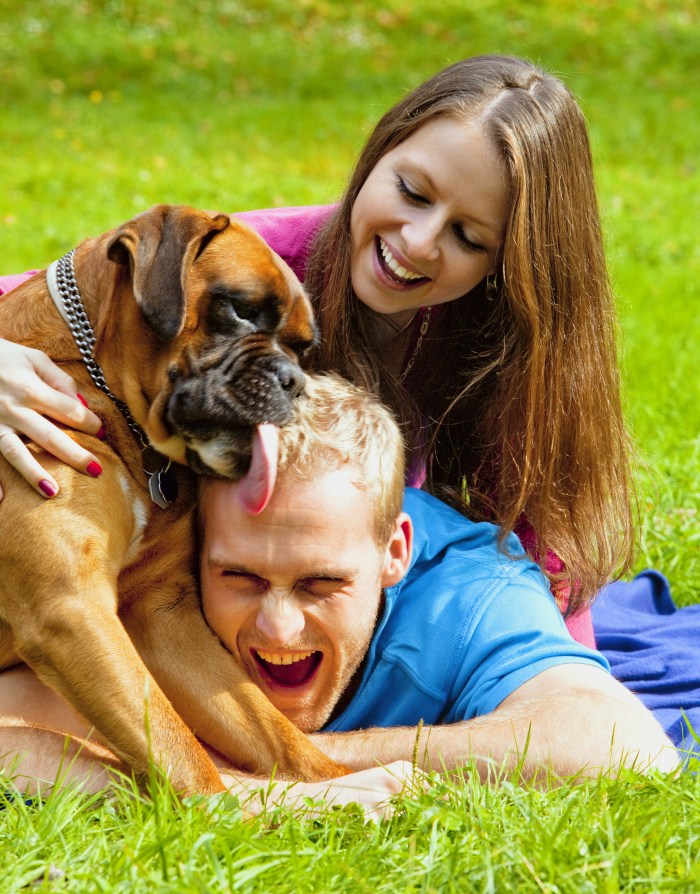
592, 570, 700, 757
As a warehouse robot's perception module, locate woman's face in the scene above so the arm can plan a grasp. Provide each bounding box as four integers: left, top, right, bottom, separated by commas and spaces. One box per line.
350, 116, 509, 318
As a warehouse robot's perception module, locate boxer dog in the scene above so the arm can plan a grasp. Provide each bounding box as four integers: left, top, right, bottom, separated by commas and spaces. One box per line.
0, 205, 347, 794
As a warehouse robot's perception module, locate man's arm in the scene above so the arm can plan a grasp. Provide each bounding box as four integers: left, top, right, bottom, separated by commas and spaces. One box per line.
0, 722, 418, 819
310, 665, 680, 781
0, 668, 419, 819
0, 723, 124, 795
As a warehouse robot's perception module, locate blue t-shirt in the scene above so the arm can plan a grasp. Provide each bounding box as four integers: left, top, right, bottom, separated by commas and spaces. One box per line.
324, 489, 608, 732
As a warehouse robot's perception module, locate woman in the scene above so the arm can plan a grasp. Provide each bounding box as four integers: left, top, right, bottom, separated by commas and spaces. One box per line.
0, 55, 633, 648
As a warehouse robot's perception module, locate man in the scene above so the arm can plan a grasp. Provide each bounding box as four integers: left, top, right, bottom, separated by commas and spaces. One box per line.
0, 374, 678, 816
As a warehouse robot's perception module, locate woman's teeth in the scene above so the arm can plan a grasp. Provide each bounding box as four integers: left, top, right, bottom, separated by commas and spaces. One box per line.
379, 238, 423, 282
256, 649, 315, 666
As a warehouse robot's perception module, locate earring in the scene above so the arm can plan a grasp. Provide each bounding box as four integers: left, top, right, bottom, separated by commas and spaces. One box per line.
486, 272, 498, 302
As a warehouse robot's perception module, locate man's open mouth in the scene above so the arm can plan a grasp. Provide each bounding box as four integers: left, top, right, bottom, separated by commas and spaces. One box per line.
376, 237, 429, 287
252, 648, 322, 688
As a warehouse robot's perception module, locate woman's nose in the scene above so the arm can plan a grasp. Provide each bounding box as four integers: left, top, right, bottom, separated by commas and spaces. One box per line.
401, 213, 441, 262
255, 594, 305, 646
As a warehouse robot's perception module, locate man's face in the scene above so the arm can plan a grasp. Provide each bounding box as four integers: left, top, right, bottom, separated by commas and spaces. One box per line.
199, 467, 410, 733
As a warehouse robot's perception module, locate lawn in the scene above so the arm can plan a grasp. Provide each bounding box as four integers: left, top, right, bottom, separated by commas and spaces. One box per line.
0, 0, 699, 889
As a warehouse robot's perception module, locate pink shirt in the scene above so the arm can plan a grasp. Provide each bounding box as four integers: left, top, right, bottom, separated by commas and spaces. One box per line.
0, 272, 38, 295
234, 204, 334, 283
0, 204, 596, 647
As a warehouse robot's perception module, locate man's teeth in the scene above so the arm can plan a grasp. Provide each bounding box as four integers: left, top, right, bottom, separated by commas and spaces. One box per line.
256, 649, 315, 666
379, 238, 423, 282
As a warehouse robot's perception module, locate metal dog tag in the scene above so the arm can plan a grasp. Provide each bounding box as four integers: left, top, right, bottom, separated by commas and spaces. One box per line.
142, 446, 178, 508
142, 446, 168, 475
148, 466, 179, 509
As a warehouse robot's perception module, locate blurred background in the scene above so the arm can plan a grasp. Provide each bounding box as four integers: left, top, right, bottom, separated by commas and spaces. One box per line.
0, 0, 698, 598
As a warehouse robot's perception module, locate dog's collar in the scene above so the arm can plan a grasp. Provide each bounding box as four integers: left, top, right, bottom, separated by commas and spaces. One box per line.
46, 250, 178, 509
46, 260, 72, 328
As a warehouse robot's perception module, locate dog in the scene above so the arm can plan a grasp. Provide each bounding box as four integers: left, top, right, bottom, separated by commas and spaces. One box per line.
0, 204, 347, 794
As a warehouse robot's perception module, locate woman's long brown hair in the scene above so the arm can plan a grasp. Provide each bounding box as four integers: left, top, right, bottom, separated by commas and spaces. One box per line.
304, 55, 634, 612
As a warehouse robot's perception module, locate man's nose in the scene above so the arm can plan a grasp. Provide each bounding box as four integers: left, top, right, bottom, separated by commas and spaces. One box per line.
255, 593, 305, 645
401, 213, 441, 262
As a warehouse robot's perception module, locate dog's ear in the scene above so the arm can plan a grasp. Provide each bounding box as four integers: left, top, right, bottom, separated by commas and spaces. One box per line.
107, 206, 230, 340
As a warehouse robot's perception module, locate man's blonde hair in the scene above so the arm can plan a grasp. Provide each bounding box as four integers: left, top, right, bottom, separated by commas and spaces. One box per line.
278, 373, 405, 545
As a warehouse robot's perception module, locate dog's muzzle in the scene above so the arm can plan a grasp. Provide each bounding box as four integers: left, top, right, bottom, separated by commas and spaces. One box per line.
165, 354, 305, 478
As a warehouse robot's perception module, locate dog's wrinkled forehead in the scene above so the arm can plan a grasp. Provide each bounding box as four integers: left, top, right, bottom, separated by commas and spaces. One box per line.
192, 225, 317, 352
106, 206, 316, 351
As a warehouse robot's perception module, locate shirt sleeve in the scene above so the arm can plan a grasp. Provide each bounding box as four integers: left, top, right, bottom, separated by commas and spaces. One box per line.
232, 205, 336, 283
444, 565, 609, 723
515, 514, 595, 648
0, 272, 37, 296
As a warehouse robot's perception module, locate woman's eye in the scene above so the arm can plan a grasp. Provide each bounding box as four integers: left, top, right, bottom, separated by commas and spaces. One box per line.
396, 175, 428, 205
453, 224, 486, 254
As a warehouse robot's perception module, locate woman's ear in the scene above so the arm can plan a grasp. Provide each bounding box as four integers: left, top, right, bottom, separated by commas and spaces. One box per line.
380, 512, 413, 588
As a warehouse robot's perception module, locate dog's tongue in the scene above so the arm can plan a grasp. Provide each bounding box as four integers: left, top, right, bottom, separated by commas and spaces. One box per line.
237, 423, 279, 515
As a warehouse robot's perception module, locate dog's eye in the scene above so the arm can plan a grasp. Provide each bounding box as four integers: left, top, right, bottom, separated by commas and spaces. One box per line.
230, 299, 257, 322
208, 287, 260, 329
285, 338, 312, 359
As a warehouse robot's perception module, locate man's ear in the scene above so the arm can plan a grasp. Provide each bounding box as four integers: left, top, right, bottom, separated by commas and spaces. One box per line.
380, 512, 412, 588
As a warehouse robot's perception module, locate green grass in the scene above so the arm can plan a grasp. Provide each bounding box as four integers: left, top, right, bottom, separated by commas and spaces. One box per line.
1, 0, 699, 886
2, 763, 700, 893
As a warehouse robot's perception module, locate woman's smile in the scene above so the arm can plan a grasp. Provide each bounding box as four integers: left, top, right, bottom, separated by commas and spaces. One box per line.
375, 236, 430, 288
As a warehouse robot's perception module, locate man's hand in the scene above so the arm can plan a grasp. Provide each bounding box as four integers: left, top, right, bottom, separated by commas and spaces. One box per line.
220, 760, 427, 822
0, 718, 425, 822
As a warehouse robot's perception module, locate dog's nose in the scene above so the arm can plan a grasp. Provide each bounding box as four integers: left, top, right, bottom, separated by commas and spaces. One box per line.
275, 360, 306, 399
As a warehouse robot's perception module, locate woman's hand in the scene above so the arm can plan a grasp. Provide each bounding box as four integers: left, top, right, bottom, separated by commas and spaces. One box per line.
0, 339, 104, 499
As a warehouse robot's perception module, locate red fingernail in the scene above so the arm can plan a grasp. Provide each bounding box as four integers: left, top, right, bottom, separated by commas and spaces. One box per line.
86, 461, 102, 478
96, 425, 106, 440
76, 393, 89, 408
39, 479, 57, 497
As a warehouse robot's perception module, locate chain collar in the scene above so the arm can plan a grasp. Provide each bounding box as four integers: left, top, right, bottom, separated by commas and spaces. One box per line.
46, 249, 177, 508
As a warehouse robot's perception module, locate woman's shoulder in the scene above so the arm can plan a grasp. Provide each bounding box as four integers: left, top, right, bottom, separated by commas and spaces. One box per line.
233, 205, 338, 282
0, 272, 38, 296
234, 204, 336, 229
